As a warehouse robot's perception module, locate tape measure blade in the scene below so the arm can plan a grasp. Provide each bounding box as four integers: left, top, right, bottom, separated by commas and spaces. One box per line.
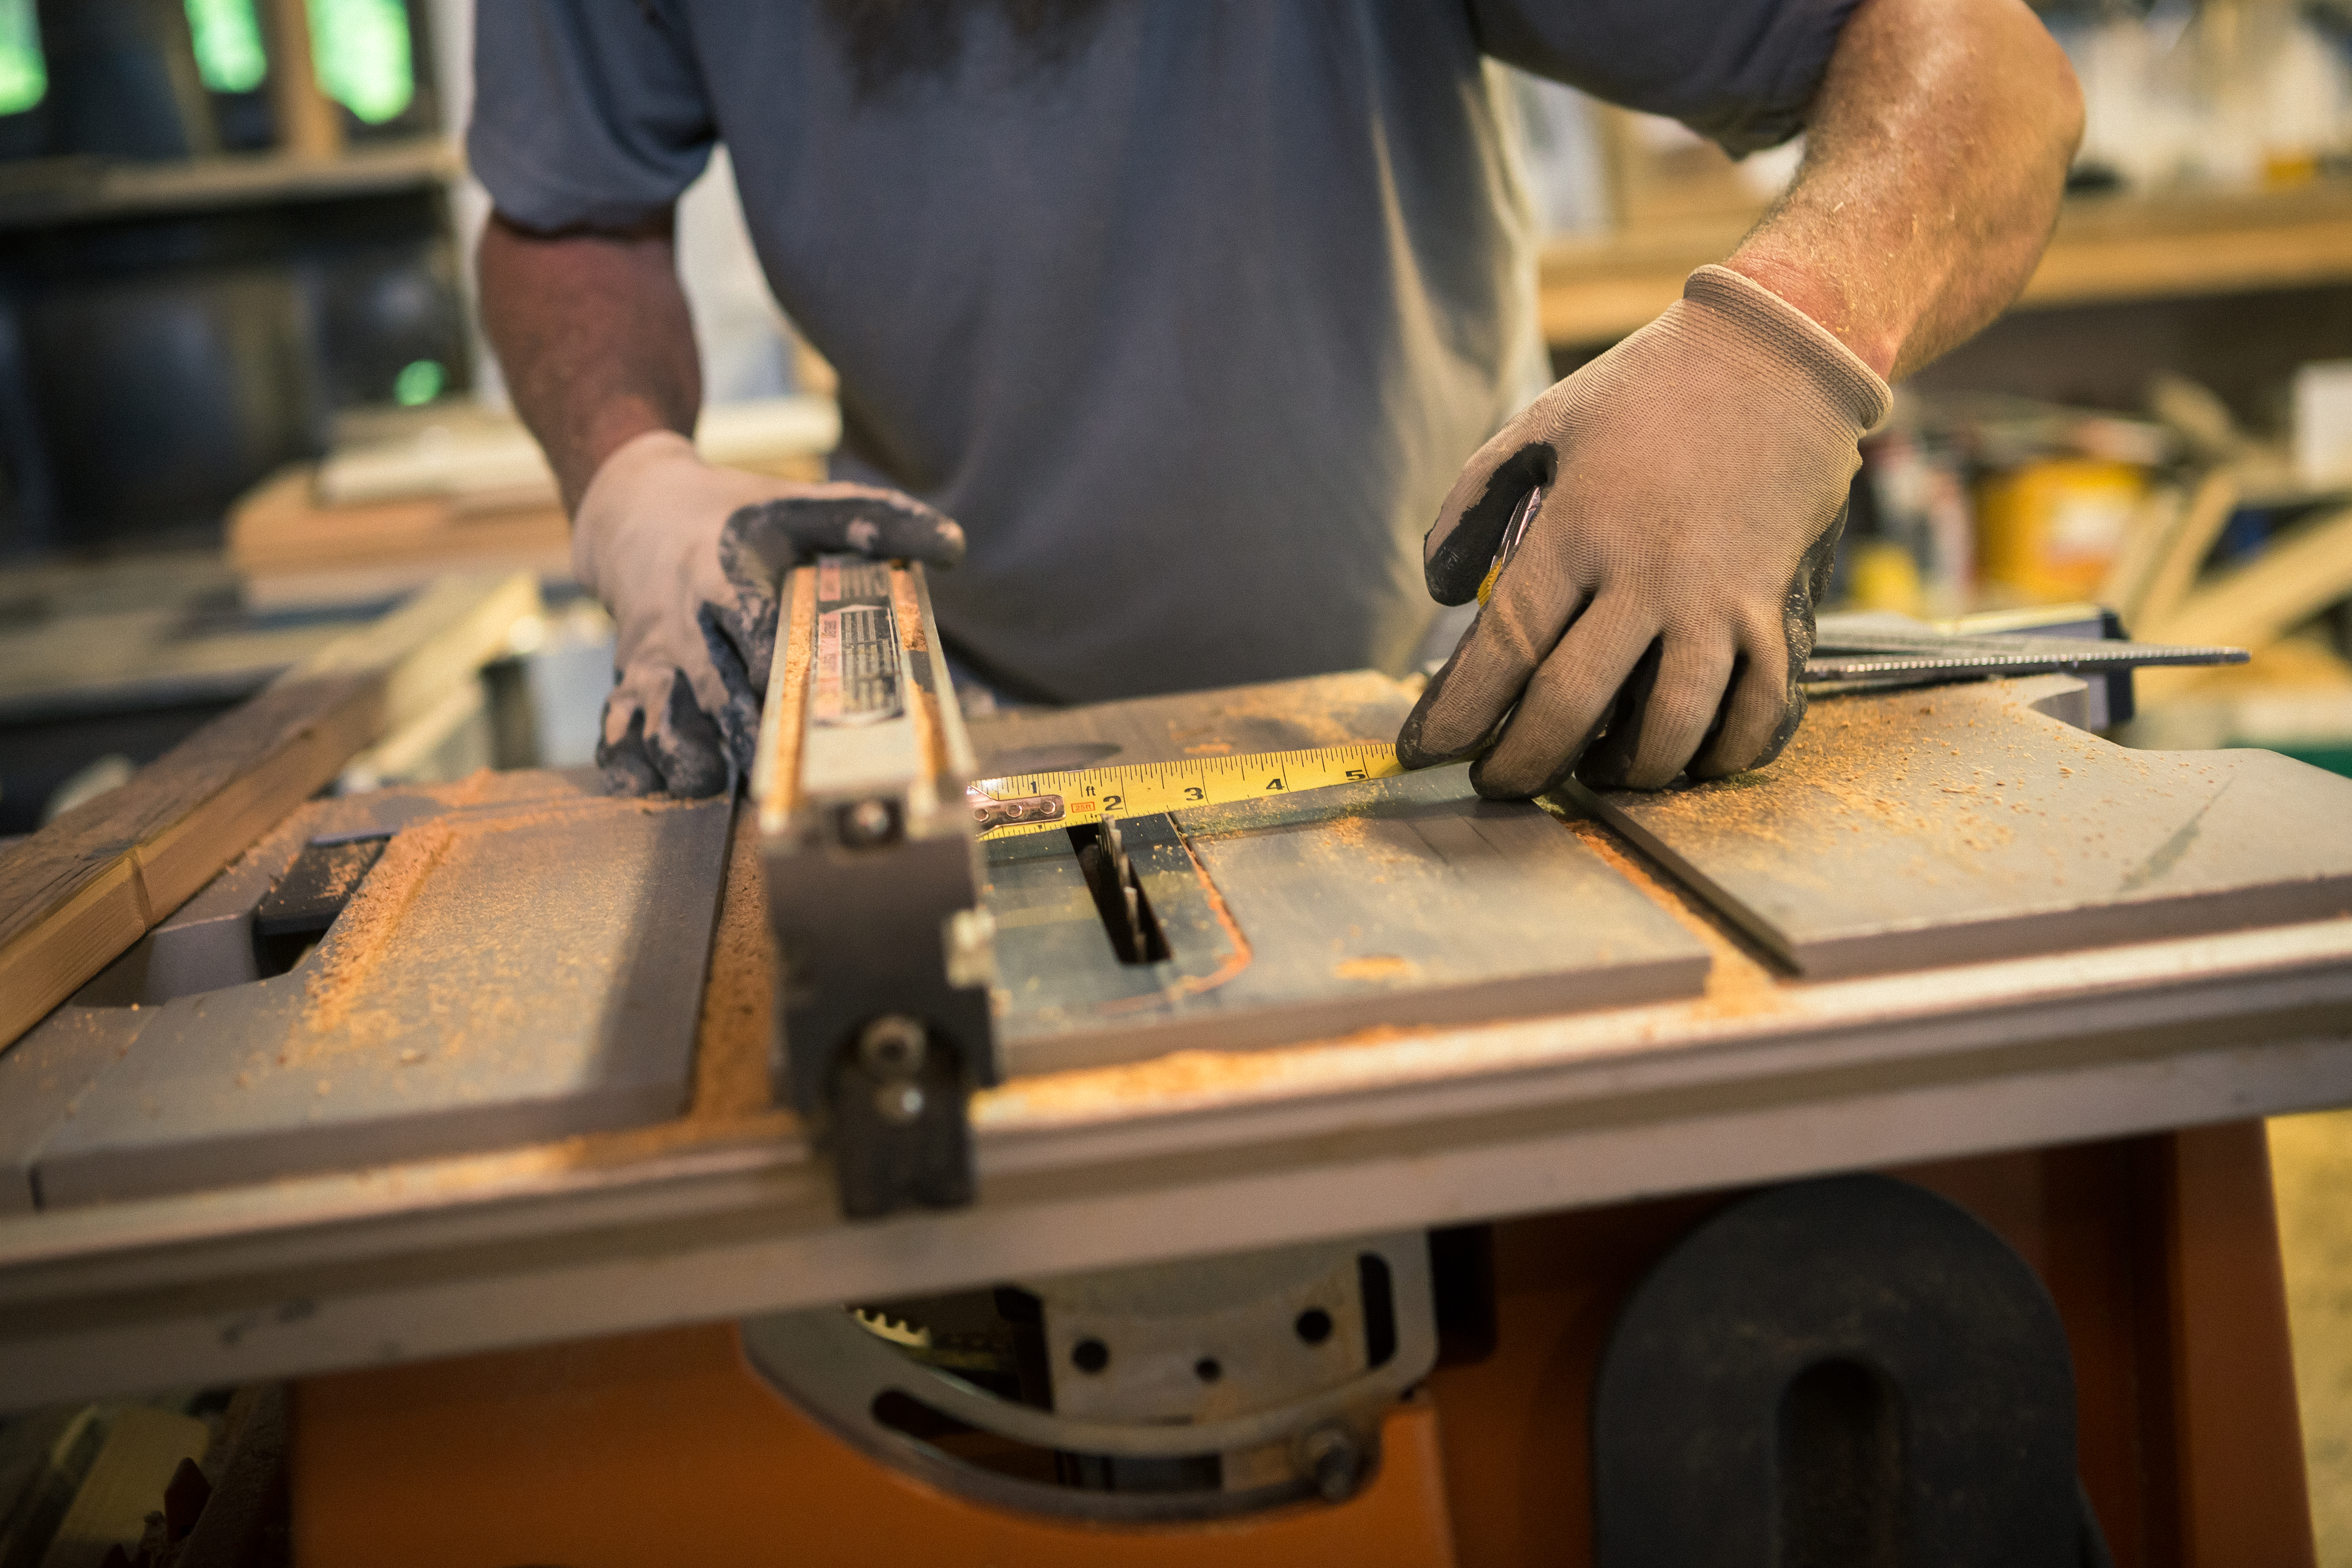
972, 741, 1402, 840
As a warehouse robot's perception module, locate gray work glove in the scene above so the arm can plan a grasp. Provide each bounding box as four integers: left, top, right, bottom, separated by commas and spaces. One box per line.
1397, 264, 1891, 797
572, 429, 965, 796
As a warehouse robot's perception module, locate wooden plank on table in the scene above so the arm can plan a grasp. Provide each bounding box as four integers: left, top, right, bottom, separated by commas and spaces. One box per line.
0, 574, 540, 1052
987, 768, 1709, 1075
1589, 676, 2352, 980
970, 670, 1711, 1071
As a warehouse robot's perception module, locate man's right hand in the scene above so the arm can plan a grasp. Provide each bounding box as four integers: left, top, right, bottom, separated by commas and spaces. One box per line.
573, 429, 966, 797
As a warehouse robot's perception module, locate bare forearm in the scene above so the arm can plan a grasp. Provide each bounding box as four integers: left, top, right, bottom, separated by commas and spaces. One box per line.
1728, 0, 2083, 380
476, 211, 702, 512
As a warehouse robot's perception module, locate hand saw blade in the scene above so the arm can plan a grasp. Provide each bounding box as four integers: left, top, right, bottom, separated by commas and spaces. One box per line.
1805, 628, 2245, 685
969, 741, 1407, 840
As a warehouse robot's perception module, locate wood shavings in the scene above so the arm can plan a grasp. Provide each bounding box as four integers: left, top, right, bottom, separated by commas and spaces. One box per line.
690, 809, 776, 1120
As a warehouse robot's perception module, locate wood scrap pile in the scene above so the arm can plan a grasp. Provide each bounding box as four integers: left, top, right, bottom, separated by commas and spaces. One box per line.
2110, 376, 2352, 708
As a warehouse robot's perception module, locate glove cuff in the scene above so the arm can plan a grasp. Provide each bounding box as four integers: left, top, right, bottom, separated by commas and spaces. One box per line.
1682, 264, 1894, 435
571, 428, 703, 597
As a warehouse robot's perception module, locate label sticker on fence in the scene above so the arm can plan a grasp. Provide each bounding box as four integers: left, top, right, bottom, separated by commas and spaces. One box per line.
811, 560, 901, 727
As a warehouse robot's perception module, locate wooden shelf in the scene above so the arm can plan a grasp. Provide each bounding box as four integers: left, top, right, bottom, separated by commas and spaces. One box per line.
1540, 180, 2352, 347
0, 139, 459, 233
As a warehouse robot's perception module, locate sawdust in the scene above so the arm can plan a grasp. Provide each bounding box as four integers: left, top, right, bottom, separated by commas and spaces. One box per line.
889, 568, 929, 652
1093, 830, 1254, 1014
295, 795, 689, 1063
1165, 671, 1409, 754
300, 818, 454, 1038
1556, 816, 1790, 1021
976, 1032, 1403, 1122
762, 568, 818, 820
690, 809, 776, 1118
187, 776, 610, 1053
412, 768, 599, 810
315, 796, 798, 1159
305, 843, 381, 905
979, 1007, 1650, 1127
1615, 685, 2151, 863
1631, 694, 1950, 846
1567, 681, 2269, 942
341, 1104, 803, 1197
0, 1004, 133, 1098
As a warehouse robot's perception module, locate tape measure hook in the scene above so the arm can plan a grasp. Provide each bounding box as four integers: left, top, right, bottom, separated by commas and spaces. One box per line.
970, 789, 1067, 831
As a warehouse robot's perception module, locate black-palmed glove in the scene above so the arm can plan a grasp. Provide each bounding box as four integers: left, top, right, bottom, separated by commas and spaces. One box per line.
573, 429, 965, 796
1397, 264, 1891, 796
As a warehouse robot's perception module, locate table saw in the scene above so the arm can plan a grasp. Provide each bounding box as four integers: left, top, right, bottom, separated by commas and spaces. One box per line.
0, 561, 2347, 1563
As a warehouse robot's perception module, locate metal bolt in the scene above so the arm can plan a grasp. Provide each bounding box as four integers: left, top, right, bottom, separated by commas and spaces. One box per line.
944, 907, 996, 990
840, 798, 899, 847
858, 1015, 927, 1079
874, 1081, 926, 1124
1296, 1423, 1361, 1504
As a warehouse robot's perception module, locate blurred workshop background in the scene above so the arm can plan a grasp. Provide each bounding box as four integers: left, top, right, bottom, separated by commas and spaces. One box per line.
2, 0, 2352, 1553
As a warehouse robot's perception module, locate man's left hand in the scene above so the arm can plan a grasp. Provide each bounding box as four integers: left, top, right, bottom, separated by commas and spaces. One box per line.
1396, 265, 1891, 797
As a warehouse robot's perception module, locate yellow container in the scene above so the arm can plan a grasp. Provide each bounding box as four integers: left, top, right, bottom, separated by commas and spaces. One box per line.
1975, 459, 2147, 604
1842, 538, 1926, 617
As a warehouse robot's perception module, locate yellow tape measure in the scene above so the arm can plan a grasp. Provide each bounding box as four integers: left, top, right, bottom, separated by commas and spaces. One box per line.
970, 742, 1406, 840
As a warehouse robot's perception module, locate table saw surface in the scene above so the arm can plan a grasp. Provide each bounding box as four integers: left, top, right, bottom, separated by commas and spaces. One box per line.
0, 669, 2348, 1406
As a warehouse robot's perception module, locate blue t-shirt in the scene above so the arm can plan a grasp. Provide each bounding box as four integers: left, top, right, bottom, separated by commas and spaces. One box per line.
472, 1, 1856, 703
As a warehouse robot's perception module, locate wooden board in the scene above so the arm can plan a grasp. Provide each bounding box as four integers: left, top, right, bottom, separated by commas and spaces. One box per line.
972, 670, 1709, 1071
1585, 677, 2352, 979
985, 764, 1711, 1075
0, 574, 540, 1051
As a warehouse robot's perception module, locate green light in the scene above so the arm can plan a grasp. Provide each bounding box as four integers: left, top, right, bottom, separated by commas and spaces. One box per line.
186, 0, 266, 94
309, 0, 413, 125
393, 359, 445, 407
0, 0, 45, 118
